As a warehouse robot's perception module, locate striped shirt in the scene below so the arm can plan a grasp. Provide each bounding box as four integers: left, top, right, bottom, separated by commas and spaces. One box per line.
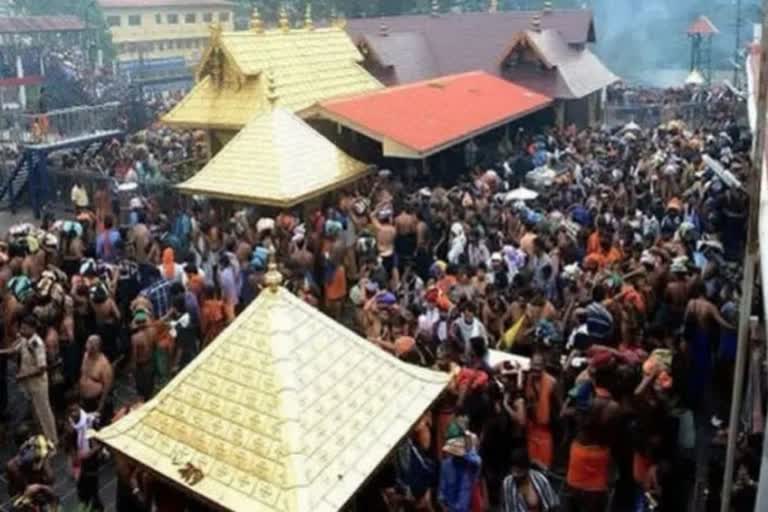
503, 469, 559, 512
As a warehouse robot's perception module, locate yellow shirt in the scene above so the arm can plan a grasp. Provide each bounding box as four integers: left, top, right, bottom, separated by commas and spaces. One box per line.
71, 185, 89, 208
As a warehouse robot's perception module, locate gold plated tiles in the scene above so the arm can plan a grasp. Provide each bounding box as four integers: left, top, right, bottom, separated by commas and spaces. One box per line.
176, 108, 370, 207
96, 287, 448, 512
162, 27, 382, 130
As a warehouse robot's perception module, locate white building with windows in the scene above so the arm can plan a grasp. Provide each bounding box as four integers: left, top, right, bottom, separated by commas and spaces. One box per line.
97, 0, 234, 66
0, 0, 12, 16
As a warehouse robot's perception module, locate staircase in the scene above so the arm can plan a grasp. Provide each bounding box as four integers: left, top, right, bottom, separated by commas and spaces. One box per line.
0, 149, 35, 208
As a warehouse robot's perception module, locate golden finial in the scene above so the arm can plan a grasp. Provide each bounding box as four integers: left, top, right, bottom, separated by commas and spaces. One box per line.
543, 1, 553, 14
333, 11, 347, 29
489, 0, 498, 13
431, 0, 439, 17
250, 7, 263, 33
264, 248, 283, 292
209, 21, 222, 42
266, 70, 278, 103
278, 5, 290, 32
304, 3, 314, 30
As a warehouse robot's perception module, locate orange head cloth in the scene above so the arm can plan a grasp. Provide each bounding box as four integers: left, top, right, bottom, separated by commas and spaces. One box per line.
394, 336, 416, 357
162, 247, 175, 280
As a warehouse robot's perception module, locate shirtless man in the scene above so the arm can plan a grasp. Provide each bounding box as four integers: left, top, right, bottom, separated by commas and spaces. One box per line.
563, 352, 621, 512
372, 208, 399, 287
79, 335, 114, 415
131, 313, 156, 401
662, 265, 690, 326
394, 203, 418, 266
91, 286, 121, 362
289, 236, 314, 278
130, 211, 151, 264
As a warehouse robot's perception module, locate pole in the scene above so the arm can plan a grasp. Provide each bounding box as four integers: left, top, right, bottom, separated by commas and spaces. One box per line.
721, 3, 768, 512
736, 0, 743, 88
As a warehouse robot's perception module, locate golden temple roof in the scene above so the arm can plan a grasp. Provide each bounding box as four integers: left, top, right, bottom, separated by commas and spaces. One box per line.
162, 26, 382, 130
96, 287, 447, 512
176, 107, 370, 207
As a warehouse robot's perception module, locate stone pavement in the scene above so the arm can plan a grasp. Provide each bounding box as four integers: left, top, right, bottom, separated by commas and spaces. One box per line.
0, 208, 38, 234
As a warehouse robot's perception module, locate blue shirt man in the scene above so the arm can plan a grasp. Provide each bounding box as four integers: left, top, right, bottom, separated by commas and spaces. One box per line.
438, 425, 482, 512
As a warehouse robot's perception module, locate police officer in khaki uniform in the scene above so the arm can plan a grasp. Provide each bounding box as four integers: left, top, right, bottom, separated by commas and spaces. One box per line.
1, 316, 58, 446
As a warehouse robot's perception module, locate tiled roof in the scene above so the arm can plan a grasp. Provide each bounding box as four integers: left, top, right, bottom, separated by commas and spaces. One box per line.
98, 0, 234, 8
162, 27, 382, 130
0, 15, 85, 34
347, 9, 595, 85
317, 71, 552, 158
502, 29, 619, 99
96, 286, 447, 512
177, 108, 371, 207
360, 31, 438, 85
161, 76, 266, 130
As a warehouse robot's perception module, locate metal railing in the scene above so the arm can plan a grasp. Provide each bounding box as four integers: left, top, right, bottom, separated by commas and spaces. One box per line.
604, 101, 711, 129
0, 102, 121, 145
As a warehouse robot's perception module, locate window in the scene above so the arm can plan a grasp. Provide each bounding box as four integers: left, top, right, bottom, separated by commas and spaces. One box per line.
106, 15, 121, 27
218, 12, 230, 22
128, 15, 141, 26
158, 41, 165, 51
185, 39, 193, 49
177, 39, 186, 49
167, 13, 178, 24
155, 13, 162, 24
184, 13, 196, 23
203, 12, 213, 22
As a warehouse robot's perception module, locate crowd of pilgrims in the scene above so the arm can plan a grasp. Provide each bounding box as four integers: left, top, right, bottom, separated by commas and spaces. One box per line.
0, 89, 763, 512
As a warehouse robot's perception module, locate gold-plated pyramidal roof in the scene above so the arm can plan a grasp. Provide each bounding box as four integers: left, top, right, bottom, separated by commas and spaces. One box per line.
96, 287, 447, 512
176, 107, 370, 207
162, 24, 382, 130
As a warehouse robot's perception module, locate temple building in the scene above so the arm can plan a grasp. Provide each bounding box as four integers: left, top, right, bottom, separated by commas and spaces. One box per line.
96, 271, 447, 512
162, 10, 382, 153
308, 70, 552, 163
177, 107, 371, 207
346, 6, 617, 127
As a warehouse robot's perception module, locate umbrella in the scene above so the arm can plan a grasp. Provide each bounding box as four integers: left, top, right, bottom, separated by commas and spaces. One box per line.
505, 187, 539, 202
622, 121, 641, 133
685, 69, 705, 86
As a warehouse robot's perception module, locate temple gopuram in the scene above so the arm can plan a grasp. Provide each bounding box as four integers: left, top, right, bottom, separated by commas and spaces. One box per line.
162, 8, 382, 154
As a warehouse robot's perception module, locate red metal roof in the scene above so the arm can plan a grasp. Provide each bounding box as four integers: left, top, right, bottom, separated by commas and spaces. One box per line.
687, 15, 719, 35
98, 0, 233, 7
0, 16, 85, 34
318, 71, 552, 157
